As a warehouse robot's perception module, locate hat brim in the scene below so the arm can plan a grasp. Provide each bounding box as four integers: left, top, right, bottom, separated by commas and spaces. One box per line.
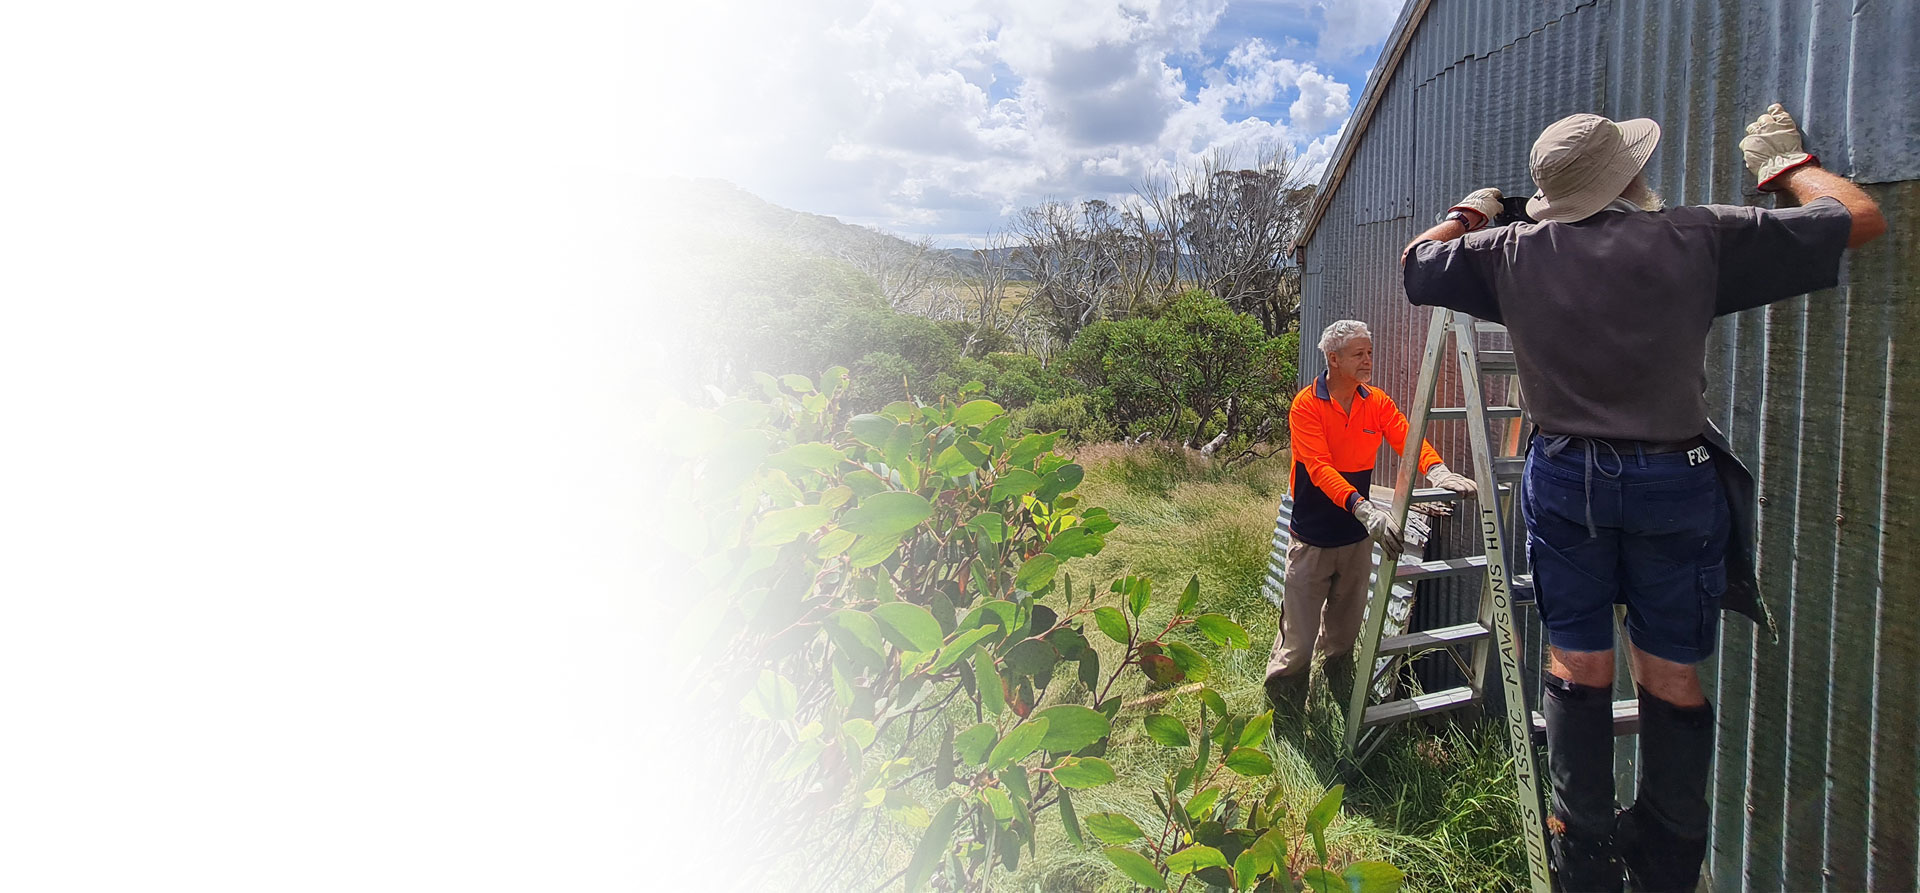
1527, 118, 1661, 222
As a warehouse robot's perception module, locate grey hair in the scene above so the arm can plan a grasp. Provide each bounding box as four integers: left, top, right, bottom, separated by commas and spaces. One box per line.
1318, 319, 1373, 355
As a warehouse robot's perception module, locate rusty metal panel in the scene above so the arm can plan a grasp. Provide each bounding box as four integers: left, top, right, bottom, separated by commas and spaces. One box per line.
1290, 0, 1920, 888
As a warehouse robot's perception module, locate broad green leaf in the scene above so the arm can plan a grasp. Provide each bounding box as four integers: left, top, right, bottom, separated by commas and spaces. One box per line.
930, 626, 1000, 672
974, 650, 1007, 715
1185, 786, 1221, 820
1051, 756, 1116, 788
779, 373, 814, 393
956, 439, 990, 467
966, 511, 1006, 543
872, 602, 943, 652
1176, 575, 1200, 615
989, 469, 1043, 502
844, 469, 889, 498
825, 610, 885, 664
1137, 643, 1184, 685
1043, 527, 1105, 558
1002, 764, 1032, 803
766, 443, 844, 473
879, 400, 916, 421
1031, 705, 1109, 753
1235, 850, 1260, 891
1058, 787, 1082, 846
847, 414, 897, 447
1093, 606, 1130, 645
981, 786, 1016, 821
1306, 785, 1344, 836
1007, 431, 1060, 468
1081, 507, 1119, 535
842, 718, 877, 750
933, 444, 980, 477
962, 599, 1018, 633
987, 718, 1050, 770
1143, 714, 1190, 747
1198, 687, 1229, 718
906, 797, 961, 892
1128, 577, 1151, 616
950, 399, 1004, 428
1034, 463, 1085, 502
1194, 614, 1252, 649
840, 491, 934, 538
1343, 861, 1404, 893
739, 670, 797, 722
771, 739, 826, 780
1238, 711, 1275, 749
1224, 747, 1274, 776
1003, 638, 1059, 677
1103, 847, 1168, 891
1163, 641, 1212, 682
1249, 828, 1287, 875
954, 723, 998, 765
1015, 554, 1060, 592
815, 528, 857, 559
1165, 844, 1229, 875
847, 533, 902, 569
1303, 867, 1343, 893
1086, 812, 1146, 844
750, 504, 832, 546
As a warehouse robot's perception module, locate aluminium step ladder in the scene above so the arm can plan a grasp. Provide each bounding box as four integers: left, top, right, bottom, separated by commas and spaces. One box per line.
1339, 306, 1549, 890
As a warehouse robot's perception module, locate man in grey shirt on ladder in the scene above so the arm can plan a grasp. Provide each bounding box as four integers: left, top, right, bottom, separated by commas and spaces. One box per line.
1401, 105, 1886, 891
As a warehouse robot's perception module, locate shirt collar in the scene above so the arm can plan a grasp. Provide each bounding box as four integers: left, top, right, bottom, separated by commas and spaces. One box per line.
1314, 371, 1369, 401
1598, 196, 1643, 215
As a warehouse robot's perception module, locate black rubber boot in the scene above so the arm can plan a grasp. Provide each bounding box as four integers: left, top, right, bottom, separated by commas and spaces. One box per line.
1619, 686, 1714, 892
1264, 671, 1309, 732
1323, 652, 1357, 707
1543, 674, 1622, 892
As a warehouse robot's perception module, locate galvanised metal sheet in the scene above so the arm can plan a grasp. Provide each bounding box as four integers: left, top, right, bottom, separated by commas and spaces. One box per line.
1289, 0, 1920, 889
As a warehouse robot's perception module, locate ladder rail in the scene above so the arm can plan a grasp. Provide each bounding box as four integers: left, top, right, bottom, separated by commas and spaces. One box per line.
1341, 308, 1450, 756
1454, 314, 1552, 893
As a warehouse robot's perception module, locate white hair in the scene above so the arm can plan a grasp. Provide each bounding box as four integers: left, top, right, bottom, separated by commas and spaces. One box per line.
1318, 319, 1373, 355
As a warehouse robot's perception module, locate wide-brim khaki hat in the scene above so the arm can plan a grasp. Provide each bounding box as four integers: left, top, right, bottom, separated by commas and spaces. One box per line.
1526, 113, 1661, 223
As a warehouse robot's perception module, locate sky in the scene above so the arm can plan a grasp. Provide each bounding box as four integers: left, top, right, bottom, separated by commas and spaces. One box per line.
643, 0, 1409, 246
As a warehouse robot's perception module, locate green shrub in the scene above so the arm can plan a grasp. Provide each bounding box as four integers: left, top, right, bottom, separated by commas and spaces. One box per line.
1012, 393, 1118, 444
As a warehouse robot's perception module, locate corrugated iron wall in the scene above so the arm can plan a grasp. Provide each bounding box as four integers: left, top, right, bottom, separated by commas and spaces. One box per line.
1294, 0, 1920, 889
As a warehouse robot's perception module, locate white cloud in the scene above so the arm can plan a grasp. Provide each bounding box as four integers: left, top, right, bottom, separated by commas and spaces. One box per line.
647, 0, 1366, 245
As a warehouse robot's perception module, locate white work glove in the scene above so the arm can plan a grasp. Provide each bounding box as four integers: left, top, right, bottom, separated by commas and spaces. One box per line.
1740, 103, 1818, 191
1426, 463, 1478, 497
1447, 187, 1503, 230
1351, 498, 1405, 560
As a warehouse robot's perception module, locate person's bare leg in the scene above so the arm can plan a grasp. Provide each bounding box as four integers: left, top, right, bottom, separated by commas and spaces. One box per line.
1626, 643, 1705, 706
1550, 645, 1614, 688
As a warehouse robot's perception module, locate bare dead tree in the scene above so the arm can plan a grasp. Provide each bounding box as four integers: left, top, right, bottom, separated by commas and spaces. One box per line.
1010, 199, 1168, 343
1150, 146, 1315, 336
833, 233, 947, 311
951, 229, 1014, 357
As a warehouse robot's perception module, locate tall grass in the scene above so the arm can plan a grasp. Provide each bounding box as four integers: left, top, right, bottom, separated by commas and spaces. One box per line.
1000, 442, 1523, 892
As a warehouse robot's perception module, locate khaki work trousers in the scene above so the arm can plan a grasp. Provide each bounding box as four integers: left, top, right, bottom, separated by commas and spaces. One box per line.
1264, 537, 1375, 680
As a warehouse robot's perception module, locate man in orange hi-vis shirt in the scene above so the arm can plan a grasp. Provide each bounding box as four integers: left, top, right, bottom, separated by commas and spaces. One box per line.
1262, 319, 1476, 719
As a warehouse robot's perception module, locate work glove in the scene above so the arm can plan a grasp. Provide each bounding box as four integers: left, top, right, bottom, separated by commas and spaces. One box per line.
1740, 103, 1819, 191
1351, 498, 1405, 560
1426, 462, 1477, 497
1447, 187, 1503, 230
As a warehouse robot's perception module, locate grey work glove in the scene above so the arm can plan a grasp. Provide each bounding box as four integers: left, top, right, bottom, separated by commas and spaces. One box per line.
1740, 103, 1818, 191
1351, 498, 1405, 560
1447, 187, 1504, 230
1426, 462, 1478, 497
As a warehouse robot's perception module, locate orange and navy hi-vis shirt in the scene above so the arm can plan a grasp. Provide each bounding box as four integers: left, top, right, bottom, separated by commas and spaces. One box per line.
1289, 372, 1444, 547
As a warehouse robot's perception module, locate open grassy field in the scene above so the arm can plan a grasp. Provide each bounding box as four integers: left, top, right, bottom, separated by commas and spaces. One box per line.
996, 441, 1525, 892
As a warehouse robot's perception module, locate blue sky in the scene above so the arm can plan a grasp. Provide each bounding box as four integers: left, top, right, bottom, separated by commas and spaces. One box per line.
647, 0, 1407, 246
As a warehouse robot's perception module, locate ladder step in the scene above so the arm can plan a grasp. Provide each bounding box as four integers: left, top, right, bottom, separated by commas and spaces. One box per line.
1478, 350, 1517, 375
1377, 622, 1490, 656
1473, 320, 1506, 333
1394, 554, 1488, 581
1426, 406, 1525, 421
1513, 574, 1535, 604
1532, 699, 1640, 737
1362, 686, 1479, 727
1408, 484, 1513, 504
1494, 456, 1526, 478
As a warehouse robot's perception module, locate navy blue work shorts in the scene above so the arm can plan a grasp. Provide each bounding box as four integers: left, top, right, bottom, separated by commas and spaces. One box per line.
1521, 435, 1731, 664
